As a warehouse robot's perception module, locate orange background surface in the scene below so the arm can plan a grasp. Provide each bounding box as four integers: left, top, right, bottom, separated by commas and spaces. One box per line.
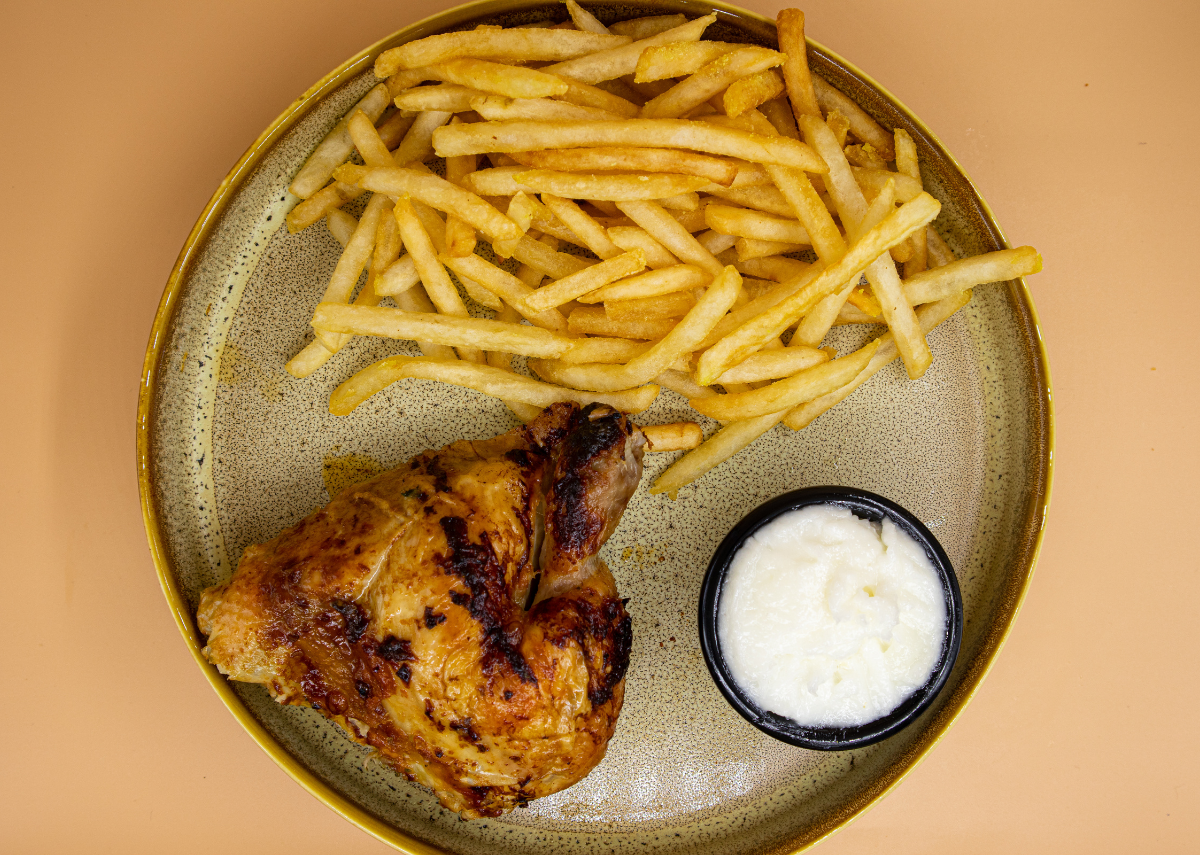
2, 0, 1197, 852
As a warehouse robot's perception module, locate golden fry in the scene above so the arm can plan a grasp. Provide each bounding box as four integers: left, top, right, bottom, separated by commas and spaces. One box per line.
433, 119, 827, 171
642, 422, 703, 452
567, 306, 678, 339
375, 29, 630, 75
312, 303, 572, 357
525, 250, 646, 311
712, 345, 829, 385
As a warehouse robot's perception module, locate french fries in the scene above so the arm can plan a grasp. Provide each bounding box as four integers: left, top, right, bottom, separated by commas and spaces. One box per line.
432, 119, 827, 171
375, 29, 631, 76
277, 7, 1040, 495
510, 147, 738, 186
311, 303, 573, 357
524, 249, 647, 311
642, 422, 703, 452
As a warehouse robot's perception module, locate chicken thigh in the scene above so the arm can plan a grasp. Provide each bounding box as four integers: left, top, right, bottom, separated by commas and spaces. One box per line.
197, 403, 645, 817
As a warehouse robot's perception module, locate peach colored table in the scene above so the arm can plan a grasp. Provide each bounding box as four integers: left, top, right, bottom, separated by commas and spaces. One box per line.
3, 1, 1197, 852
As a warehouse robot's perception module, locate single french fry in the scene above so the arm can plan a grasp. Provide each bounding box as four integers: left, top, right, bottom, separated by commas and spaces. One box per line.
540, 194, 623, 259
543, 14, 716, 84
605, 290, 696, 320
654, 368, 717, 400
312, 303, 571, 357
331, 355, 659, 415
724, 69, 786, 118
609, 14, 687, 39
561, 337, 653, 364
811, 76, 895, 160
377, 110, 417, 149
902, 246, 1042, 305
834, 301, 880, 325
634, 41, 742, 82
565, 0, 609, 34
337, 165, 522, 246
759, 97, 800, 139
532, 265, 741, 391
432, 119, 827, 171
393, 83, 486, 113
694, 192, 941, 384
893, 128, 927, 276
650, 410, 786, 496
510, 147, 737, 186
690, 340, 879, 420
784, 290, 973, 430
391, 109, 453, 166
347, 109, 396, 167
525, 250, 646, 311
711, 345, 830, 384
579, 263, 709, 303
439, 252, 569, 332
554, 77, 641, 118
462, 165, 532, 197
735, 238, 806, 261
606, 226, 679, 268
616, 200, 723, 276
658, 191, 701, 212
776, 9, 819, 121
374, 254, 420, 296
513, 169, 711, 201
470, 95, 625, 122
640, 47, 786, 119
290, 83, 390, 198
697, 229, 738, 256
799, 114, 869, 231
375, 29, 631, 76
567, 306, 677, 339
286, 180, 366, 233
734, 255, 810, 281
507, 234, 593, 278
642, 422, 703, 452
325, 208, 359, 248
705, 184, 795, 218
704, 204, 812, 245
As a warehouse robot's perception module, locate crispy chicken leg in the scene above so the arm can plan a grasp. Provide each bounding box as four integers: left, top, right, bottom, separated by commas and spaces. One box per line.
197, 403, 645, 817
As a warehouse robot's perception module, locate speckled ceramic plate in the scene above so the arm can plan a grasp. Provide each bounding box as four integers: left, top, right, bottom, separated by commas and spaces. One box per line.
138, 2, 1053, 852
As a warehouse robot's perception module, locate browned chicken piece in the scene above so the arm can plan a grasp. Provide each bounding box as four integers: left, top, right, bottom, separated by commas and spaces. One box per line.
197, 403, 645, 817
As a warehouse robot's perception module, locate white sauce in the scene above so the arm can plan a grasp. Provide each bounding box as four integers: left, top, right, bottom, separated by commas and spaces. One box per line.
718, 504, 947, 728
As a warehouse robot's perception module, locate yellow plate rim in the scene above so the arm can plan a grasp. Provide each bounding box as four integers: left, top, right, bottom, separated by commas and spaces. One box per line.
136, 2, 1054, 852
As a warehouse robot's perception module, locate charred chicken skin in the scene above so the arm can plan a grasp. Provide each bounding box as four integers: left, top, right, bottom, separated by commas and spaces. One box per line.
197, 403, 645, 817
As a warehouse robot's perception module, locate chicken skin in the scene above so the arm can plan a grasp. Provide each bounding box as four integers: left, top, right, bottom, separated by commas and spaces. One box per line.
197, 403, 645, 817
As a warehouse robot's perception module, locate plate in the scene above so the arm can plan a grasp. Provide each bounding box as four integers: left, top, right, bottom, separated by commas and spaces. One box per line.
137, 2, 1053, 852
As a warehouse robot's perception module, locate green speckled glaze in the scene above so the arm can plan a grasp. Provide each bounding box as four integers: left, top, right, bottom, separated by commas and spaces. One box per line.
138, 2, 1052, 853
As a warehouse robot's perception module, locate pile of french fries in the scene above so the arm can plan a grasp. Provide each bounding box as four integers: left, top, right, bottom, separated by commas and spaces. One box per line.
282, 3, 1042, 496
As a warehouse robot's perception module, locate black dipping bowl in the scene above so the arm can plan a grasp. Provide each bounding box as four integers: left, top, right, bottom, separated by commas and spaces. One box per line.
699, 486, 963, 751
